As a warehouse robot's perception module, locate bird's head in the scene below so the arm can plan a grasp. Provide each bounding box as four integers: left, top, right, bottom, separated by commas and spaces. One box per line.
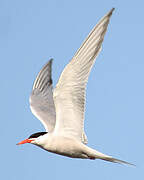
17, 132, 47, 145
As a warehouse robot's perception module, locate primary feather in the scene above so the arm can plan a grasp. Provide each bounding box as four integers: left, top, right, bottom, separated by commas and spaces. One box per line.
29, 59, 56, 132
53, 8, 114, 143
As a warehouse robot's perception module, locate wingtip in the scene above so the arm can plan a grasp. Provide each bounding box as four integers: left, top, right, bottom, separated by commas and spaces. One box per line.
47, 58, 54, 67
111, 7, 115, 12
108, 8, 115, 16
49, 58, 54, 64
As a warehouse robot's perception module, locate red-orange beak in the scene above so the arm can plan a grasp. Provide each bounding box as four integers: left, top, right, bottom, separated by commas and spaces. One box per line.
16, 139, 33, 145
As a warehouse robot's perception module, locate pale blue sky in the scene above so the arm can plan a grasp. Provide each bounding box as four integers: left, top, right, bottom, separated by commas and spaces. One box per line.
0, 0, 143, 179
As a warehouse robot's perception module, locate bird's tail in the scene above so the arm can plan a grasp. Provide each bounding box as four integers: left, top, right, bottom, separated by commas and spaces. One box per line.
98, 155, 135, 166
86, 147, 135, 166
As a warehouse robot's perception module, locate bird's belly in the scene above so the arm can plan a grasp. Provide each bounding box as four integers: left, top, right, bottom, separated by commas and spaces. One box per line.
41, 136, 88, 159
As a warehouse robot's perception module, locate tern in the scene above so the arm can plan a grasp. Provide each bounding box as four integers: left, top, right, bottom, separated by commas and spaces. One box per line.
17, 8, 133, 165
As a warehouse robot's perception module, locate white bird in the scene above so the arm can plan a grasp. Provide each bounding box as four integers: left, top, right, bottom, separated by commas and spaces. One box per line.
17, 8, 133, 165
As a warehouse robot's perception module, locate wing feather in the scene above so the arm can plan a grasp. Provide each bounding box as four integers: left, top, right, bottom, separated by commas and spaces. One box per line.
29, 59, 56, 132
53, 8, 114, 143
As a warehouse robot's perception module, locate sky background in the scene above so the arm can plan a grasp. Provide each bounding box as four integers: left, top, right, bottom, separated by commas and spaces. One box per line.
0, 0, 143, 179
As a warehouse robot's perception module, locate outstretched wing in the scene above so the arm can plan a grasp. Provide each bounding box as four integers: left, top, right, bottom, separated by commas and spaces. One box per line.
29, 59, 56, 132
53, 8, 114, 143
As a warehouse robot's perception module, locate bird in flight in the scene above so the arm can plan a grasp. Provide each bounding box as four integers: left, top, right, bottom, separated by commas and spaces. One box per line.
17, 8, 133, 165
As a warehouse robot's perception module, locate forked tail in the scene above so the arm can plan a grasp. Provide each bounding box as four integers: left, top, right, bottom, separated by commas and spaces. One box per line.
98, 155, 135, 166
86, 147, 135, 166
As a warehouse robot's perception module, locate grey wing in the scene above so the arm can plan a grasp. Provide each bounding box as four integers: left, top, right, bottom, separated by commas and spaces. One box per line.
53, 9, 114, 143
29, 59, 56, 132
